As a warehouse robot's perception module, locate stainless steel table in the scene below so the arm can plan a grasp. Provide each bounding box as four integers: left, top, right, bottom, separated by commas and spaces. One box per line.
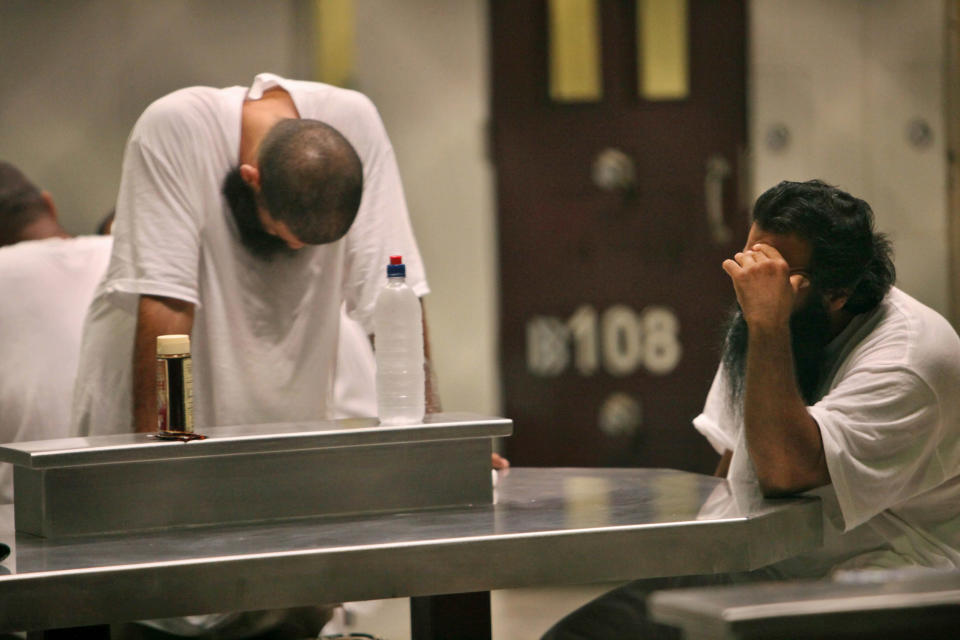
0, 467, 821, 639
0, 413, 510, 537
648, 569, 960, 639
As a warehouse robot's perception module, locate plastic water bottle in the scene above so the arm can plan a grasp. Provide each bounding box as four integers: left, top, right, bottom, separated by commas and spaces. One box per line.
374, 255, 425, 425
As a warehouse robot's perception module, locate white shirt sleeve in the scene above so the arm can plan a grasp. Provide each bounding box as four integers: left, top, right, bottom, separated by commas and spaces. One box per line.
337, 95, 428, 335
693, 366, 738, 455
105, 99, 204, 311
810, 365, 942, 531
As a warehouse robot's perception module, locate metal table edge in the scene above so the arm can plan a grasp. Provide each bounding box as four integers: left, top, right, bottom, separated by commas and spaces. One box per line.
0, 415, 514, 469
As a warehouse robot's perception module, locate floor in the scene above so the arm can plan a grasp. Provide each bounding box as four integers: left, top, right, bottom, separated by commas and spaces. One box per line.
323, 583, 623, 639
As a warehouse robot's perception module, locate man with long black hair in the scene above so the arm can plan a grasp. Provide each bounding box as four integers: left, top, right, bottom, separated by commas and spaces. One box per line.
543, 180, 960, 639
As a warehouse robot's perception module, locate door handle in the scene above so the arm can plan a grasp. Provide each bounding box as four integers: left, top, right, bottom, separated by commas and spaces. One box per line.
592, 148, 636, 194
704, 154, 732, 245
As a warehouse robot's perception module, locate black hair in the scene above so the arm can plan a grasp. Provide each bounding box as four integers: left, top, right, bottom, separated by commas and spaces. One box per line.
222, 166, 292, 260
0, 160, 49, 246
752, 179, 895, 313
257, 119, 363, 245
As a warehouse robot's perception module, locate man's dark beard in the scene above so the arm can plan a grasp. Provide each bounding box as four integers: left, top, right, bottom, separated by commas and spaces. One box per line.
222, 166, 296, 260
720, 290, 833, 413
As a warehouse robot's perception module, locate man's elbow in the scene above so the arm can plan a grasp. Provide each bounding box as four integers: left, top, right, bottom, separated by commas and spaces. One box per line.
757, 477, 803, 498
756, 466, 828, 498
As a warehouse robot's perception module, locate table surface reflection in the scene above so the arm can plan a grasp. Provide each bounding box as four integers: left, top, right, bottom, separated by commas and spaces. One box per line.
0, 467, 821, 632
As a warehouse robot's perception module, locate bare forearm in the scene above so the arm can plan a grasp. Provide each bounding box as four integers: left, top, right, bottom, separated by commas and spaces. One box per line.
722, 240, 830, 495
421, 300, 442, 414
134, 296, 194, 433
743, 326, 827, 494
714, 449, 732, 478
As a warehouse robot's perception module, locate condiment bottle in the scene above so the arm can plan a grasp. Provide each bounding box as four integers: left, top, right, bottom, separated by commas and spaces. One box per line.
157, 334, 194, 434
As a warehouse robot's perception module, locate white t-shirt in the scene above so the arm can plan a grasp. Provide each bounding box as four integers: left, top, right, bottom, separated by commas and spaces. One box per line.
332, 305, 376, 419
73, 73, 427, 434
694, 287, 960, 576
0, 236, 113, 503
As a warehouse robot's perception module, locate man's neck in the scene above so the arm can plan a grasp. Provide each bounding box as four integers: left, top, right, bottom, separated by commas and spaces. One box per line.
15, 217, 71, 243
239, 88, 300, 165
829, 309, 855, 339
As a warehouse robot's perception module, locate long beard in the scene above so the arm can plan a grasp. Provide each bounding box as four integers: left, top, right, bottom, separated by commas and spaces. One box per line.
221, 167, 296, 261
720, 292, 833, 413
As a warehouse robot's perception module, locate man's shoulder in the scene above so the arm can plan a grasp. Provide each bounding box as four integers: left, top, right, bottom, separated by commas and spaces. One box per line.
0, 235, 109, 259
281, 78, 381, 126
882, 288, 957, 343
281, 77, 374, 107
66, 234, 114, 255
133, 85, 238, 141
855, 287, 960, 379
142, 85, 222, 116
0, 236, 112, 280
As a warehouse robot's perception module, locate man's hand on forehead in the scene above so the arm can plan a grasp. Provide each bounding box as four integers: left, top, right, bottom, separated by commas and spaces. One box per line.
722, 242, 810, 331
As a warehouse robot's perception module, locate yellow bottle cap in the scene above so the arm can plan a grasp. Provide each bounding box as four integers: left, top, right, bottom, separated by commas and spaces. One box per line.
157, 334, 191, 355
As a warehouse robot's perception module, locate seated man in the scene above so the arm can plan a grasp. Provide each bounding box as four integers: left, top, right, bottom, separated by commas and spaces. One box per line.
0, 161, 112, 504
543, 179, 960, 639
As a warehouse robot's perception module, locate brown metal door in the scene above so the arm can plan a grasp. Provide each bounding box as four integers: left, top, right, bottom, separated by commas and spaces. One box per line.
491, 0, 747, 472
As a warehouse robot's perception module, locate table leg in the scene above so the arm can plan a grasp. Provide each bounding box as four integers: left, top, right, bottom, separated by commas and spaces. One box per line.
410, 591, 492, 640
26, 626, 110, 640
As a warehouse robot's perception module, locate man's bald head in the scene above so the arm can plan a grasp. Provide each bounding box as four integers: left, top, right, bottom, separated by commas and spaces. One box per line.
257, 119, 363, 245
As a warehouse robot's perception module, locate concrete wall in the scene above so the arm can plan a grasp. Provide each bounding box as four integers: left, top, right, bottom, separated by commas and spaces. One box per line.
352, 0, 500, 417
350, 0, 953, 414
751, 0, 948, 314
0, 0, 309, 234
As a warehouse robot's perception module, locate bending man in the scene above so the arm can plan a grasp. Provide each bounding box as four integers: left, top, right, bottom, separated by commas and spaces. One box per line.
73, 73, 435, 436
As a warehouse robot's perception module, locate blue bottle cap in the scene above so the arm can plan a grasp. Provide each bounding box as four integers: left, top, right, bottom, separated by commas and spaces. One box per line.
387, 255, 406, 277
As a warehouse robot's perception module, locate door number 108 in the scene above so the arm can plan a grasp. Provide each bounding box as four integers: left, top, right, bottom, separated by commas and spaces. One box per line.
526, 304, 682, 378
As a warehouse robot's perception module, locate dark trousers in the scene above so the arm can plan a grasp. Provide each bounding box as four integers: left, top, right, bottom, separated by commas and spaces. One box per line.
541, 571, 771, 640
